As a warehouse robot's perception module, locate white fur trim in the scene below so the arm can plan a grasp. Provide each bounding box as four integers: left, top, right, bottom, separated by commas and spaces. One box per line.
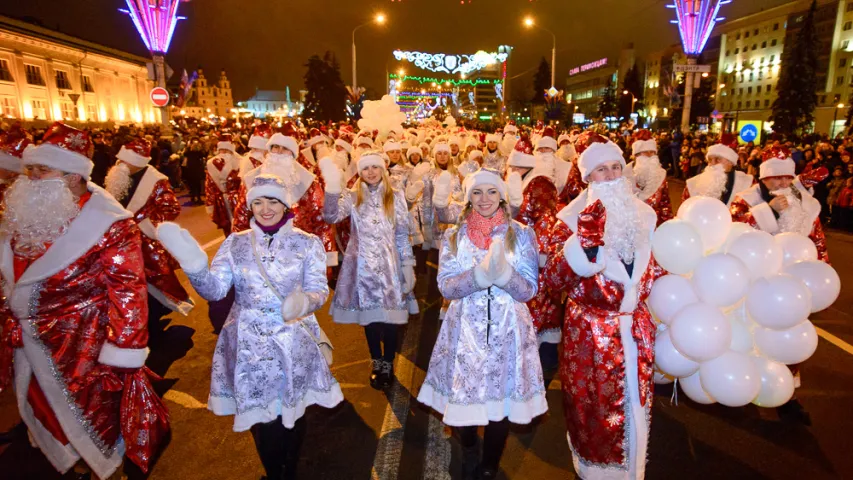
759, 157, 795, 179
537, 328, 561, 346
97, 342, 150, 368
210, 383, 344, 432
217, 141, 236, 153
0, 151, 23, 173
463, 169, 507, 201
326, 250, 338, 267
473, 265, 492, 289
266, 134, 299, 157
553, 158, 571, 195
631, 139, 657, 155
563, 234, 606, 278
383, 141, 402, 152
126, 167, 169, 214
247, 183, 288, 206
137, 218, 157, 239
335, 138, 352, 153
707, 144, 738, 164
357, 153, 385, 172
508, 149, 536, 168
417, 382, 548, 427
433, 143, 451, 155
116, 145, 150, 168
148, 283, 194, 315
738, 184, 779, 233
485, 134, 501, 144
248, 135, 269, 150
22, 143, 93, 180
243, 158, 316, 208
535, 136, 558, 151
578, 142, 625, 181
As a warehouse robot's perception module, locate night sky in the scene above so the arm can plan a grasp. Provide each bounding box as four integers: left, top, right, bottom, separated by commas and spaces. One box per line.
1, 0, 791, 102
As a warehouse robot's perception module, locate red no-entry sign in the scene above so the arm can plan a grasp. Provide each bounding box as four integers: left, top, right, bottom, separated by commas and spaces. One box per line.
150, 87, 170, 107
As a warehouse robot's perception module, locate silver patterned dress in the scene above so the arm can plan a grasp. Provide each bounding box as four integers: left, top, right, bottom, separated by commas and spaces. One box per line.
324, 182, 415, 325
417, 221, 548, 427
186, 219, 344, 431
410, 166, 463, 250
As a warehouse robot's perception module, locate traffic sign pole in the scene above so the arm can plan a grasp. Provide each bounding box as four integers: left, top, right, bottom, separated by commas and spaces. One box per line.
681, 57, 696, 134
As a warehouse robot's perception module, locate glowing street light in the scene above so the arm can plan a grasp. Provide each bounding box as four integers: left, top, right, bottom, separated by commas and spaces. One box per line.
352, 12, 387, 90
524, 16, 557, 92
623, 90, 637, 114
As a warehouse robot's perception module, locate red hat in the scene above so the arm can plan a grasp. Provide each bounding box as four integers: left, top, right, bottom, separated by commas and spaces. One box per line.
631, 129, 656, 155
279, 121, 301, 141
574, 131, 609, 156
217, 133, 236, 153
542, 126, 556, 139
508, 134, 536, 168
0, 132, 30, 173
22, 122, 93, 180
759, 145, 795, 179
116, 138, 152, 168
249, 124, 272, 150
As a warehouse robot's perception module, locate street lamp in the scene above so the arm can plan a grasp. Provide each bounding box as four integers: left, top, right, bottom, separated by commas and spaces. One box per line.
832, 103, 845, 138
523, 16, 557, 93
352, 13, 386, 91
623, 90, 637, 115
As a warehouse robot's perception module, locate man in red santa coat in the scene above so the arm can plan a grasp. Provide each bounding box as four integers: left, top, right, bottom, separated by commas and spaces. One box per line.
506, 133, 563, 387
682, 141, 754, 206
204, 133, 241, 235
625, 130, 673, 227
555, 131, 596, 208
238, 124, 271, 177
544, 138, 664, 480
0, 123, 166, 479
105, 138, 194, 321
0, 131, 29, 221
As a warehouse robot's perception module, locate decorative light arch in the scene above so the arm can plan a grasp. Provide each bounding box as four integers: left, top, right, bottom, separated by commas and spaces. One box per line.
392, 50, 509, 75
120, 0, 186, 54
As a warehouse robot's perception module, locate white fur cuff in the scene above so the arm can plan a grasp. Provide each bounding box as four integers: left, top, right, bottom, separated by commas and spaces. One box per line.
751, 202, 779, 234
326, 251, 339, 267
473, 265, 492, 289
493, 265, 513, 288
98, 342, 149, 368
563, 234, 605, 278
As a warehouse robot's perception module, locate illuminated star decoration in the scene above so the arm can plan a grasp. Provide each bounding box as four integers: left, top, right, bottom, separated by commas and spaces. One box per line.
119, 0, 187, 54
668, 0, 731, 56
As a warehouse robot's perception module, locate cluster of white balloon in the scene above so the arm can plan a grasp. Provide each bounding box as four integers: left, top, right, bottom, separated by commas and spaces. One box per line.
356, 95, 407, 139
649, 196, 840, 408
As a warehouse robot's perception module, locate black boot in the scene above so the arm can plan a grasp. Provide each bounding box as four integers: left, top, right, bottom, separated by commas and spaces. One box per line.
777, 398, 812, 426
369, 359, 383, 390
380, 360, 395, 389
461, 440, 480, 480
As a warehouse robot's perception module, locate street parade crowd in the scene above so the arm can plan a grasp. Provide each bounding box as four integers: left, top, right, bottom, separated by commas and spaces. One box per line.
0, 112, 838, 479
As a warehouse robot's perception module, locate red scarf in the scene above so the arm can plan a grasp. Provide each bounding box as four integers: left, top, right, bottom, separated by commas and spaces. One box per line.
466, 209, 505, 250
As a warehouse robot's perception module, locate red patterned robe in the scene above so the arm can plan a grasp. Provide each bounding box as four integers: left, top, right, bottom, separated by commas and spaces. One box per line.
544, 190, 664, 480
205, 154, 241, 234
514, 174, 563, 344
556, 161, 585, 209
0, 185, 161, 479
125, 167, 194, 314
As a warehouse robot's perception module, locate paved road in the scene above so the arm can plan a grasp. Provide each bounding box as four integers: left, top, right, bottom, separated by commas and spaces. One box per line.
2, 181, 853, 479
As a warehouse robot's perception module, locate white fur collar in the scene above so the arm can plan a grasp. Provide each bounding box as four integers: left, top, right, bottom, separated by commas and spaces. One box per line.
687, 170, 754, 206
126, 166, 168, 214
553, 158, 572, 195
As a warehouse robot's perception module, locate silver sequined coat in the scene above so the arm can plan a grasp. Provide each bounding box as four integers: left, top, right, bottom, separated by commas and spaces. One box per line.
417, 221, 549, 427
186, 219, 343, 431
324, 183, 415, 325
409, 166, 463, 250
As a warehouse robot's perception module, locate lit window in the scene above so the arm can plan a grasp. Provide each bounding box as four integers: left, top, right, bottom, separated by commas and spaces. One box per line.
55, 70, 72, 90
0, 60, 13, 82
25, 65, 45, 86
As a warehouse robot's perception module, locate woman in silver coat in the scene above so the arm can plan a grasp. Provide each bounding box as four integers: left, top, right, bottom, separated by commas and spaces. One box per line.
417, 169, 548, 480
405, 142, 463, 250
319, 152, 416, 389
157, 174, 343, 480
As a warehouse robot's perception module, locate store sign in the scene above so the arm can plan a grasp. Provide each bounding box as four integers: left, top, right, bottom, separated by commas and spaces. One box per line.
569, 58, 608, 76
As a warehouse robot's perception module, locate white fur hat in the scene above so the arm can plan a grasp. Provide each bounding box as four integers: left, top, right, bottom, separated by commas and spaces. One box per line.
334, 138, 352, 153
383, 141, 402, 152
248, 135, 269, 150
266, 133, 299, 157
485, 133, 501, 144
116, 139, 152, 168
558, 133, 571, 145
707, 143, 738, 164
469, 150, 484, 161
407, 146, 422, 159
448, 136, 461, 146
503, 124, 518, 134
358, 152, 385, 171
507, 149, 536, 168
247, 174, 293, 207
356, 136, 373, 148
759, 147, 796, 179
463, 168, 507, 202
578, 141, 625, 181
535, 136, 558, 152
433, 143, 451, 155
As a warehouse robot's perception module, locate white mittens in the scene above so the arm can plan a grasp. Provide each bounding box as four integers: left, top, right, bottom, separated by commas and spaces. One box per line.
507, 171, 523, 209
474, 240, 512, 289
281, 291, 310, 322
433, 171, 453, 209
318, 157, 342, 195
156, 222, 208, 274
412, 162, 431, 180
406, 180, 425, 203
402, 264, 416, 294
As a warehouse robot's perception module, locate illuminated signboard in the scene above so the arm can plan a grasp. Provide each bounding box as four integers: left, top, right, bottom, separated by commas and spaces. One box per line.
393, 50, 509, 75
569, 58, 609, 76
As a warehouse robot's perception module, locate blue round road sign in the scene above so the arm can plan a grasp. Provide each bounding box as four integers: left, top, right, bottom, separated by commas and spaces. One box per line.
739, 124, 758, 143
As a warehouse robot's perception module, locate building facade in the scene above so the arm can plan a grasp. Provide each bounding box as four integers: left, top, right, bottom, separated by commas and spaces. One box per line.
0, 15, 159, 126
175, 68, 234, 119
563, 45, 635, 126
238, 87, 305, 119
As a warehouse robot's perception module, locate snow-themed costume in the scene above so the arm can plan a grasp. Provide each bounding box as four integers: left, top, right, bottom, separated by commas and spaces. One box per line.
483, 133, 507, 173
544, 140, 664, 480
205, 134, 242, 234
683, 142, 754, 206
624, 130, 673, 227
406, 143, 463, 250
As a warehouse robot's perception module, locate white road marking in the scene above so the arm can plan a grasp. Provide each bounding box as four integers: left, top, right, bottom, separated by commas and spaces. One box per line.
816, 327, 853, 356
201, 236, 225, 252
163, 390, 207, 409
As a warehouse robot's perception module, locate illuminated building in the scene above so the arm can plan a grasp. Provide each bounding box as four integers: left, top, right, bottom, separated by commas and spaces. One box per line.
563, 44, 636, 126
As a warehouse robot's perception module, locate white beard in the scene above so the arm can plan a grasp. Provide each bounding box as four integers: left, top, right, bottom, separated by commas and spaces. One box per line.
249, 150, 266, 163
772, 188, 812, 236
633, 155, 666, 200
105, 162, 133, 202
533, 152, 557, 182
557, 145, 577, 163
587, 177, 647, 263
693, 164, 728, 200
1, 177, 80, 257
264, 153, 299, 187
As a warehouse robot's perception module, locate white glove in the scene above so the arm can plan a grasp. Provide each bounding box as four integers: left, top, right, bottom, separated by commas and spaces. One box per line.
507, 171, 523, 208
318, 157, 342, 195
281, 291, 310, 322
433, 171, 453, 209
156, 222, 208, 273
406, 180, 425, 202
402, 264, 416, 294
474, 240, 507, 289
486, 240, 512, 287
412, 162, 431, 180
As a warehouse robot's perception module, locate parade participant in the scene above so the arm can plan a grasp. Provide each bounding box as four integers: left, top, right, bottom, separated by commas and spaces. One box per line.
407, 145, 425, 168
483, 133, 506, 172
418, 168, 546, 480
463, 136, 480, 160
555, 131, 608, 208
333, 135, 353, 172
626, 130, 673, 226
0, 122, 167, 479
544, 139, 663, 480
205, 133, 242, 235
406, 143, 463, 251
500, 123, 519, 156
384, 140, 410, 189
419, 141, 431, 161
556, 133, 578, 163
231, 133, 338, 266
683, 141, 754, 206
0, 132, 28, 222
553, 133, 579, 207
458, 149, 483, 178
508, 135, 563, 386
238, 124, 271, 177
157, 174, 343, 480
106, 138, 194, 321
449, 136, 462, 161
319, 152, 415, 389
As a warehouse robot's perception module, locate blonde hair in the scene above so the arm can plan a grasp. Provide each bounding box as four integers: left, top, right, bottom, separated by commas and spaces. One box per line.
354, 169, 396, 223
448, 202, 517, 256
432, 154, 458, 177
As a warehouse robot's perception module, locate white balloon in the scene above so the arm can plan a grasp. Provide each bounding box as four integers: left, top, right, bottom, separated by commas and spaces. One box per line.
648, 275, 699, 325
783, 261, 841, 313
680, 371, 715, 404
774, 232, 818, 266
699, 351, 761, 407
654, 370, 675, 385
691, 253, 751, 307
655, 329, 700, 377
754, 321, 819, 365
746, 274, 812, 330
669, 303, 732, 362
677, 196, 733, 252
750, 356, 795, 408
728, 316, 754, 353
722, 222, 755, 252
651, 220, 704, 274
726, 230, 784, 280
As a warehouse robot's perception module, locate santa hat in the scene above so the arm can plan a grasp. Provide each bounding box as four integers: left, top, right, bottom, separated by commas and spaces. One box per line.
503, 122, 518, 134
22, 122, 93, 180
334, 138, 353, 153
631, 129, 657, 156
558, 133, 571, 146
485, 133, 501, 144
0, 133, 30, 173
448, 136, 461, 147
707, 143, 739, 165
465, 136, 480, 149
463, 168, 507, 202
574, 131, 610, 156
759, 146, 796, 179
248, 124, 272, 150
468, 150, 484, 161
116, 138, 152, 168
507, 135, 536, 168
418, 142, 430, 151
217, 133, 236, 153
407, 146, 422, 159
383, 141, 402, 152
356, 136, 373, 148
578, 141, 625, 181
266, 133, 299, 157
357, 152, 385, 171
433, 143, 451, 155
279, 121, 301, 141
247, 174, 295, 208
534, 127, 558, 151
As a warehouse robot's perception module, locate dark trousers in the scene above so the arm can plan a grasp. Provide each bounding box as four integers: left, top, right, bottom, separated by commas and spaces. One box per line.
538, 342, 559, 390
250, 416, 306, 480
364, 323, 399, 362
456, 419, 511, 473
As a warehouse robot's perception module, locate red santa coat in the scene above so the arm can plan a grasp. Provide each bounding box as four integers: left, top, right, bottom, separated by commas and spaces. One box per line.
205, 155, 241, 233
682, 169, 755, 206
544, 191, 664, 480
556, 161, 585, 209
514, 174, 563, 344
730, 179, 829, 263
626, 160, 674, 227
0, 185, 154, 479
126, 167, 194, 314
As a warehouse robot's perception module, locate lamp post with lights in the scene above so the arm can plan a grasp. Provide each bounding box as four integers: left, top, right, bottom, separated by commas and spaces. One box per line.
524, 16, 557, 94
352, 13, 386, 92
